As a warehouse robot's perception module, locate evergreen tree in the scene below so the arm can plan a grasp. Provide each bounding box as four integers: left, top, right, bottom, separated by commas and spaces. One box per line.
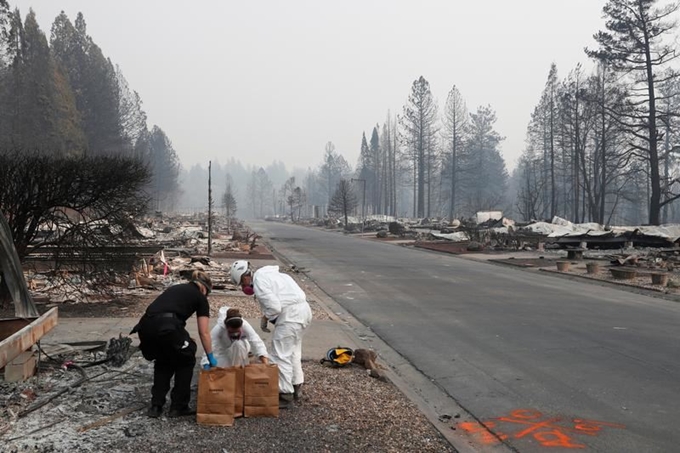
0, 9, 85, 154
441, 85, 468, 220
247, 168, 273, 218
319, 141, 352, 213
0, 0, 11, 70
328, 179, 358, 228
116, 64, 147, 151
136, 126, 180, 212
222, 180, 237, 225
381, 111, 399, 217
356, 132, 374, 211
463, 105, 507, 212
51, 12, 124, 155
400, 76, 438, 217
369, 126, 382, 213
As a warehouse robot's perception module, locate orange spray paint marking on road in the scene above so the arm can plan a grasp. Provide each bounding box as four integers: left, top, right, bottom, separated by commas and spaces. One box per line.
572, 418, 626, 435
458, 421, 507, 445
457, 409, 625, 449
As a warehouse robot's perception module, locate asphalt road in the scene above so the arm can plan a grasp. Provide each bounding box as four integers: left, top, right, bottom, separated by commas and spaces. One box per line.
250, 221, 680, 453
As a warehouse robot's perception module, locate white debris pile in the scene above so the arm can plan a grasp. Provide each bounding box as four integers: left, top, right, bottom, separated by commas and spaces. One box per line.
428, 231, 470, 242
2, 348, 154, 453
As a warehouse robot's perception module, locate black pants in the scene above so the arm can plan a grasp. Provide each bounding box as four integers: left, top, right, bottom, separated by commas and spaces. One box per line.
138, 315, 197, 409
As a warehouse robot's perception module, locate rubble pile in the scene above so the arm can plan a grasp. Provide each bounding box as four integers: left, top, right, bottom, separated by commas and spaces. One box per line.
371, 212, 680, 256
7, 215, 270, 312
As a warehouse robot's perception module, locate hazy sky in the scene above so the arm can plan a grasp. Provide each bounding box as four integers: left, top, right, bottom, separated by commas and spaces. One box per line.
15, 0, 606, 173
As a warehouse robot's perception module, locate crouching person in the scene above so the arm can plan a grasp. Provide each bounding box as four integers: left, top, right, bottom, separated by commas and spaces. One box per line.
131, 270, 217, 418
230, 260, 312, 408
201, 307, 269, 368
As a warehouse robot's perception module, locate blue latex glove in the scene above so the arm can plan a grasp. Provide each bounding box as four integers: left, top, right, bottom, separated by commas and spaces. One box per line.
203, 364, 211, 370
206, 352, 217, 368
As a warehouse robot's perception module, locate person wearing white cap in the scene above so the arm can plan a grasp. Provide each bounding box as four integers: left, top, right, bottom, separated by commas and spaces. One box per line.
230, 260, 312, 407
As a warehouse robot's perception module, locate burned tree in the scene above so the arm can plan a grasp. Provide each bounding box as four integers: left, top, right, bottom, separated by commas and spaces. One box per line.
400, 76, 439, 218
287, 186, 305, 222
441, 85, 468, 221
0, 151, 150, 305
222, 182, 238, 223
328, 179, 358, 229
586, 0, 680, 225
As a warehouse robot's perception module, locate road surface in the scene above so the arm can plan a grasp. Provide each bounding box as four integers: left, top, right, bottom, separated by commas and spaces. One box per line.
250, 221, 680, 453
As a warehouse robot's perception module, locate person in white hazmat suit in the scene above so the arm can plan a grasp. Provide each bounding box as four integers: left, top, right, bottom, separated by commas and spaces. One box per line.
200, 306, 269, 368
230, 260, 312, 408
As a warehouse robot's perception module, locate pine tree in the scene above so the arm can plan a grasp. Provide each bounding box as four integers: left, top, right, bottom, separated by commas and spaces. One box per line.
51, 12, 124, 155
400, 76, 438, 218
136, 126, 180, 211
356, 132, 374, 211
0, 9, 85, 154
328, 179, 358, 228
441, 85, 467, 220
320, 141, 352, 214
381, 112, 399, 217
222, 183, 237, 219
369, 126, 381, 213
247, 168, 273, 218
0, 0, 11, 70
116, 64, 147, 151
464, 105, 507, 212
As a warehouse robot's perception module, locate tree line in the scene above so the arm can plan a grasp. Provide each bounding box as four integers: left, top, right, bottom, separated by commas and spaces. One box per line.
0, 2, 181, 211
0, 2, 184, 302
210, 0, 680, 228
192, 79, 509, 223
513, 0, 680, 226
11, 0, 673, 229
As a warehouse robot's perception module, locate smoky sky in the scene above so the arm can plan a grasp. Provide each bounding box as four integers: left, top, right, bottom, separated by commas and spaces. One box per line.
15, 0, 605, 173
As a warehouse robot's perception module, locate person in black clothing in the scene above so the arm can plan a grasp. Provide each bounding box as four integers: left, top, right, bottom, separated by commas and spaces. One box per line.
132, 270, 217, 418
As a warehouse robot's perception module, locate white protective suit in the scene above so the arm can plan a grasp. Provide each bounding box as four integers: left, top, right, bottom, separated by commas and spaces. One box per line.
253, 265, 312, 394
200, 306, 268, 368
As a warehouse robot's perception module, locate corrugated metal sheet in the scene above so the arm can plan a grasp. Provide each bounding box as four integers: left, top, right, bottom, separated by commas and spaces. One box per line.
0, 214, 38, 318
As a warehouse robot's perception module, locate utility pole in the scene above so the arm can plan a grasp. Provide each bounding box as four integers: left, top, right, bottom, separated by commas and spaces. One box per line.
351, 178, 366, 233
208, 160, 213, 256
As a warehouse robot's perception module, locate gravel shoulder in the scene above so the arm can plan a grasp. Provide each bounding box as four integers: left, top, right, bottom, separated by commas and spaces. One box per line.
2, 350, 454, 453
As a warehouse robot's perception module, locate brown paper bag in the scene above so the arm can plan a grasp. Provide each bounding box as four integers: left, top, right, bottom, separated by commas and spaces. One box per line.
196, 367, 236, 426
232, 366, 245, 418
243, 363, 279, 418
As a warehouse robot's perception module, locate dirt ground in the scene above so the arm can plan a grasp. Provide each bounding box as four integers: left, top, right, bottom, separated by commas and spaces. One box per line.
1, 276, 454, 452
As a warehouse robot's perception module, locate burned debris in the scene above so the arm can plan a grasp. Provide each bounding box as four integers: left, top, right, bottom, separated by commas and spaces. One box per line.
309, 210, 680, 293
